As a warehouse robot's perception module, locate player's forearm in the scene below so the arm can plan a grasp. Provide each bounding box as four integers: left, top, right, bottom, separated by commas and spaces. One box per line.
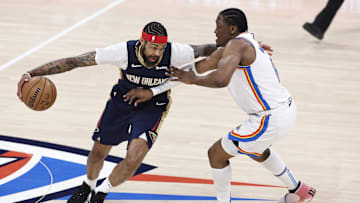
194, 47, 224, 74
191, 44, 217, 58
195, 58, 217, 74
192, 72, 228, 88
193, 57, 234, 88
150, 80, 181, 96
195, 53, 241, 88
28, 51, 96, 76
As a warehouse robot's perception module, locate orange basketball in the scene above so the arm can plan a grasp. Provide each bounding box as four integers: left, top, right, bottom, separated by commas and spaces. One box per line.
21, 76, 57, 111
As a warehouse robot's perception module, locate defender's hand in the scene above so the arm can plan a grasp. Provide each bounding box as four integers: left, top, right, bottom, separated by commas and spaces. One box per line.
123, 88, 153, 107
17, 73, 31, 101
166, 66, 196, 84
259, 41, 274, 56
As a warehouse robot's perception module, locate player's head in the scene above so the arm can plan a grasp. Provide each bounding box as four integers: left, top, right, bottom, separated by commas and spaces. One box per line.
140, 21, 168, 66
215, 8, 248, 47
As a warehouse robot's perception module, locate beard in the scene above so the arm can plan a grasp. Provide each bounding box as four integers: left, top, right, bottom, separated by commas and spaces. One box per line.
141, 48, 159, 66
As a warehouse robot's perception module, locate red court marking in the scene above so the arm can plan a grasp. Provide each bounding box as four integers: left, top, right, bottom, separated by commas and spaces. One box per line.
0, 151, 32, 179
129, 174, 285, 188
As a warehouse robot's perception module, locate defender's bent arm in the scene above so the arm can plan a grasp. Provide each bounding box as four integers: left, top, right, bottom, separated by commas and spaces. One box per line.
168, 39, 251, 88
190, 44, 217, 58
194, 47, 224, 74
123, 46, 225, 105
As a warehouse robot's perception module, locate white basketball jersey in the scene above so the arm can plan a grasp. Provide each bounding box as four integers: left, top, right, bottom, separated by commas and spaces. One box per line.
227, 32, 291, 114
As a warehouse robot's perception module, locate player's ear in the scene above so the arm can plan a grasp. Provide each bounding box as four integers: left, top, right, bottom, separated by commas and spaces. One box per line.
140, 37, 146, 46
230, 26, 237, 35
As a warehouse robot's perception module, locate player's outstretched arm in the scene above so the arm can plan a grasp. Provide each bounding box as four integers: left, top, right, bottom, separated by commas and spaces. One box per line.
167, 39, 247, 88
192, 41, 271, 74
195, 47, 224, 74
190, 44, 217, 58
17, 51, 96, 100
27, 51, 96, 77
191, 41, 272, 58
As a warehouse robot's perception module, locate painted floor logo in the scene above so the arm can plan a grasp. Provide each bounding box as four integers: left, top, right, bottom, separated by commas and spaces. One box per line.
0, 135, 281, 202
0, 150, 32, 180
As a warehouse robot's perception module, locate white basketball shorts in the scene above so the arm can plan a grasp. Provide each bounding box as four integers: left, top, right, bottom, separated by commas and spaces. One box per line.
221, 99, 296, 158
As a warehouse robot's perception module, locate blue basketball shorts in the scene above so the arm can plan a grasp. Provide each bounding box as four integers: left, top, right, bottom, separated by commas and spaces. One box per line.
92, 86, 171, 149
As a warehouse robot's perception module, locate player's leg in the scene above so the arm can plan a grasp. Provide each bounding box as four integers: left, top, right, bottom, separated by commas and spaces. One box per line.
87, 141, 113, 183
252, 148, 306, 195
67, 141, 112, 203
241, 101, 315, 202
91, 103, 169, 202
208, 139, 234, 203
90, 138, 149, 203
106, 138, 149, 186
68, 93, 131, 203
250, 147, 299, 190
248, 147, 316, 203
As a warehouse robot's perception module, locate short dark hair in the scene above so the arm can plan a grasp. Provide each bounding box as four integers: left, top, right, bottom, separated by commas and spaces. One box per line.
143, 21, 168, 36
219, 8, 248, 33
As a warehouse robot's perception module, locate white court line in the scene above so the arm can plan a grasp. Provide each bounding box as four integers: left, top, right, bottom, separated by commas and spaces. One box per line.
0, 0, 125, 71
35, 160, 54, 203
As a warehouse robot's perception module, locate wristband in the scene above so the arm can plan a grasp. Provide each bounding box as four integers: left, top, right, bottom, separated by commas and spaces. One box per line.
24, 72, 32, 79
150, 87, 160, 96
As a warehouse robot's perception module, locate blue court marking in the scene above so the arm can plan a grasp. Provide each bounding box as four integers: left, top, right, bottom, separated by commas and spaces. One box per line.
59, 192, 275, 201
0, 134, 156, 175
0, 156, 85, 196
0, 135, 277, 202
0, 135, 156, 202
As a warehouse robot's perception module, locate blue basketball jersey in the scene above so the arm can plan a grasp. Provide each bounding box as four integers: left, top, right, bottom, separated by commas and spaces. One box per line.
93, 40, 173, 147
115, 40, 170, 91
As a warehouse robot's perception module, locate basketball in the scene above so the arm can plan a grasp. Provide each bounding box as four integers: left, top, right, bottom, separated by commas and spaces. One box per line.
21, 76, 57, 111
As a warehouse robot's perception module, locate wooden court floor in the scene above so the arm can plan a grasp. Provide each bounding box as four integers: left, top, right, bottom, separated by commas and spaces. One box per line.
1, 0, 360, 202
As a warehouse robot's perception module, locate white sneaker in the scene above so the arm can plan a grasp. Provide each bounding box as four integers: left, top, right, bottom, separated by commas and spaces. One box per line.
279, 182, 316, 203
279, 193, 300, 203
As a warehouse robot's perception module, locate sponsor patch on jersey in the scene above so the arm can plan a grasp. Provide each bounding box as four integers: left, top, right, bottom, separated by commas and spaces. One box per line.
155, 66, 167, 70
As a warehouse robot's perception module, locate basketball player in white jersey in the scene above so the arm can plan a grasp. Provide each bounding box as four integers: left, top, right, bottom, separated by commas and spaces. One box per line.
167, 8, 317, 203
126, 8, 317, 203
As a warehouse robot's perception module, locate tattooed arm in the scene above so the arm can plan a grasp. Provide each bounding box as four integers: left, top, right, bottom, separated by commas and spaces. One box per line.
28, 51, 96, 76
17, 51, 96, 100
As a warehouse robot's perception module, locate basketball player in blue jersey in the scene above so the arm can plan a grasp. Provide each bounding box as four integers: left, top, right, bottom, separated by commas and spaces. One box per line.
16, 22, 219, 203
126, 9, 317, 203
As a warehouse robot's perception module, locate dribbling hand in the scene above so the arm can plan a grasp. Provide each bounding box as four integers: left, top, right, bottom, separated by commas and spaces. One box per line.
123, 88, 153, 107
17, 73, 31, 101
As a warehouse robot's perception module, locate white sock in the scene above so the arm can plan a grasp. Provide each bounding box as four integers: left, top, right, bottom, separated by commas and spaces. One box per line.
261, 148, 299, 190
212, 165, 232, 203
84, 176, 97, 190
95, 177, 113, 193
